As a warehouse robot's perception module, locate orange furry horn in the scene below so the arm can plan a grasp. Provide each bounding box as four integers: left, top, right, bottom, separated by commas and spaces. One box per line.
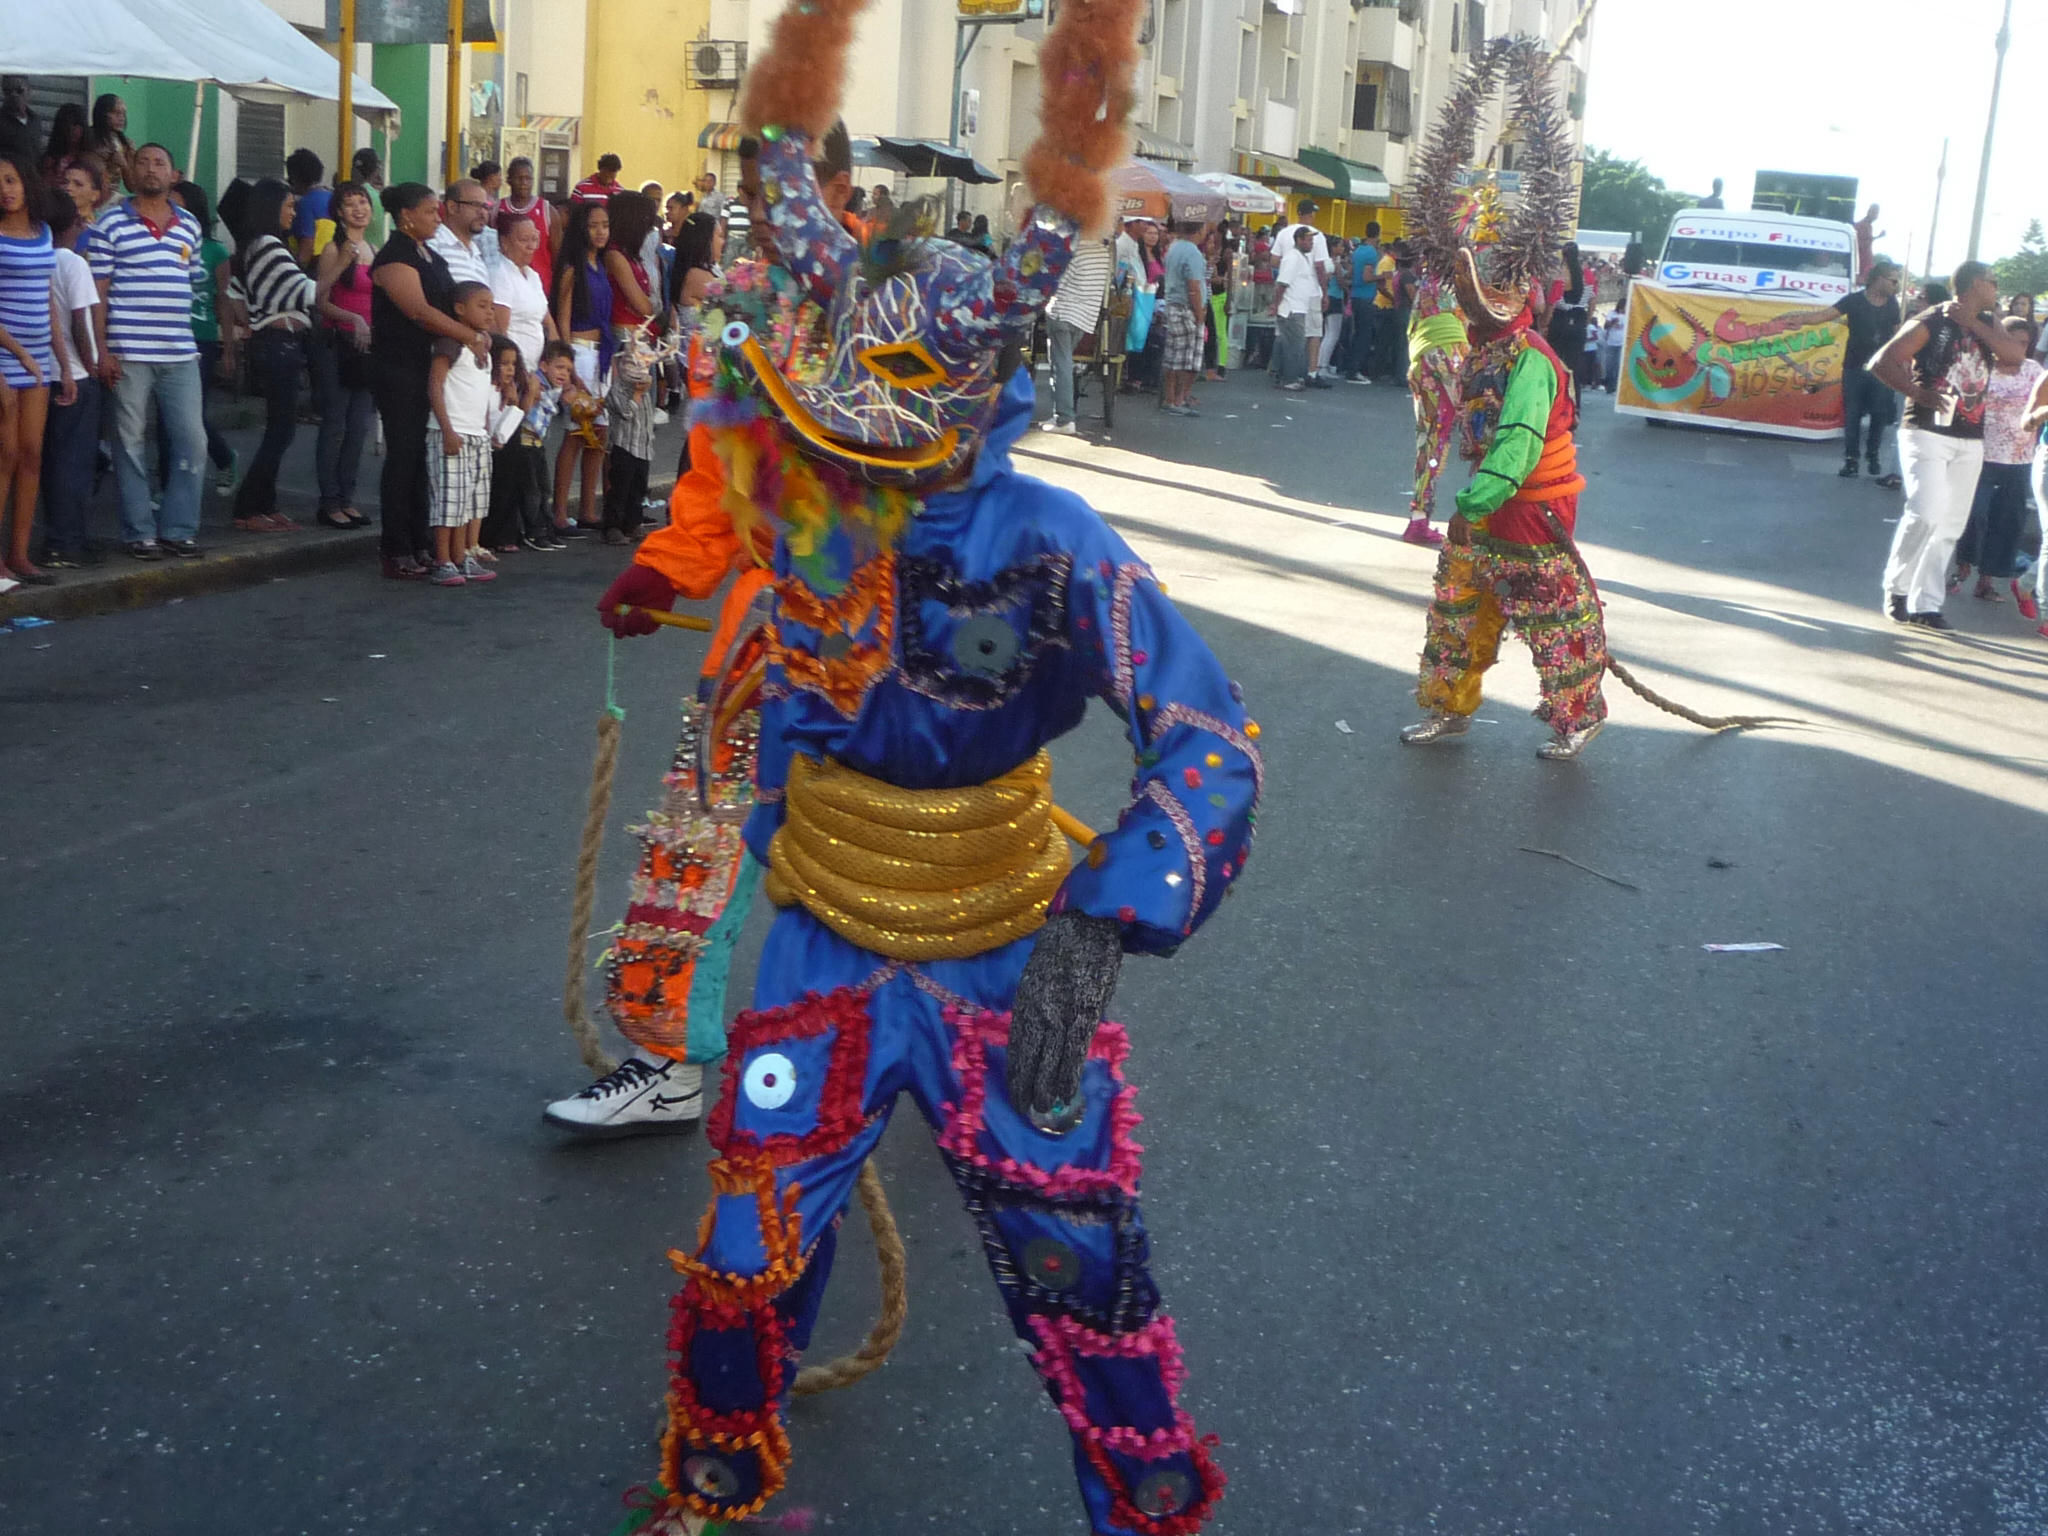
1022, 0, 1145, 236
739, 0, 877, 140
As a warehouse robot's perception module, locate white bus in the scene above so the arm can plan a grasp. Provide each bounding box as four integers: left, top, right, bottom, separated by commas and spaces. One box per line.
1653, 209, 1856, 302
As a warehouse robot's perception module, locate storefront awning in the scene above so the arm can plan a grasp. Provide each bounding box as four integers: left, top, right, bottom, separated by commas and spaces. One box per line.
1131, 126, 1196, 166
698, 122, 749, 150
1233, 150, 1335, 193
1295, 147, 1391, 202
520, 115, 580, 142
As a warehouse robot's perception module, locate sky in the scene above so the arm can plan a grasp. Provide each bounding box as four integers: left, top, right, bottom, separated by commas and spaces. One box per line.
1580, 0, 2041, 275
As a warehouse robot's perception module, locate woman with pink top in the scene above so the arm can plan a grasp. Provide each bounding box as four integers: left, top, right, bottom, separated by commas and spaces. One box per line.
1950, 315, 2045, 617
312, 181, 378, 528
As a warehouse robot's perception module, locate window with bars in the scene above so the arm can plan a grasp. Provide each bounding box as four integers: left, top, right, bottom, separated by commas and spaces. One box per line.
1467, 0, 1486, 48
236, 102, 286, 181
1385, 65, 1411, 139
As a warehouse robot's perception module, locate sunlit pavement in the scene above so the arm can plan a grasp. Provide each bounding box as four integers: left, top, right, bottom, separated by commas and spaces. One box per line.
4, 367, 2044, 1534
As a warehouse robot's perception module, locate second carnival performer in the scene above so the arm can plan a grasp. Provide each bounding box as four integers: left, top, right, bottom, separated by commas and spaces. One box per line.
612, 0, 1259, 1529
1398, 36, 1610, 762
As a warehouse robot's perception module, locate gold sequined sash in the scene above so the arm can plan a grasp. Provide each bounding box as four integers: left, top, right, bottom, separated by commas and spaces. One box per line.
764, 750, 1071, 960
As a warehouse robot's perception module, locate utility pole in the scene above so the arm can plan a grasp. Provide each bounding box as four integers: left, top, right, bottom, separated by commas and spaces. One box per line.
1965, 0, 2012, 262
1924, 137, 1947, 282
337, 0, 355, 178
445, 0, 464, 187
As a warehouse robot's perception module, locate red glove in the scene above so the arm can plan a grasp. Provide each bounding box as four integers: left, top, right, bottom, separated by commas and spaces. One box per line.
598, 562, 680, 637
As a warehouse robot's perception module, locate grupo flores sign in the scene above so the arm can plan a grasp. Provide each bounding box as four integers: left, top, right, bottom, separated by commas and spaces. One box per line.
1616, 280, 1846, 440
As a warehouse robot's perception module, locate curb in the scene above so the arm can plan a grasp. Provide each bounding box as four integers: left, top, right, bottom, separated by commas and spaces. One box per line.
0, 527, 377, 625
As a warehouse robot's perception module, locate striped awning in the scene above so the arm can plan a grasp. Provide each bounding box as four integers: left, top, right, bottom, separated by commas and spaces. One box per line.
1233, 150, 1335, 193
698, 122, 748, 150
520, 115, 580, 142
1295, 147, 1391, 202
1131, 125, 1196, 166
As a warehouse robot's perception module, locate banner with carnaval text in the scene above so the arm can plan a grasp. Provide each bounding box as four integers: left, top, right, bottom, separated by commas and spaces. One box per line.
1615, 281, 1847, 440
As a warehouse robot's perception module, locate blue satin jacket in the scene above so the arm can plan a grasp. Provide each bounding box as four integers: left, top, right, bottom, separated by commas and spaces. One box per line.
743, 373, 1262, 956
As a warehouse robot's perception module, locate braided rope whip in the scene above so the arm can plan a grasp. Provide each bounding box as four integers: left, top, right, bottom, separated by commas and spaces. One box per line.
1536, 508, 1806, 732
563, 648, 907, 1393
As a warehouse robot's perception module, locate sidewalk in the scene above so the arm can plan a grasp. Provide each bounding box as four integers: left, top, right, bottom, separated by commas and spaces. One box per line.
0, 394, 685, 626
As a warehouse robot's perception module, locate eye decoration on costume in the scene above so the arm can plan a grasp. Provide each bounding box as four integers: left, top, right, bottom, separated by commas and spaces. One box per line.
1021, 1236, 1083, 1292
857, 340, 950, 390
721, 319, 752, 349
949, 614, 1021, 676
1134, 1468, 1194, 1517
743, 1051, 798, 1110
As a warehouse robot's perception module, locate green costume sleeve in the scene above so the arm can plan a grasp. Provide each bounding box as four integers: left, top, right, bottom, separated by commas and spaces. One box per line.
1455, 347, 1557, 524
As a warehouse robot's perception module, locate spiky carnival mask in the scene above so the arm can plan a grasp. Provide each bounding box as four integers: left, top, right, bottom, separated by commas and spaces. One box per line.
1410, 35, 1580, 343
724, 0, 1144, 491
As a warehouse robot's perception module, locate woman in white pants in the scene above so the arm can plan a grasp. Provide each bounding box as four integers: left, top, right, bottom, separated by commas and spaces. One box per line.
1868, 262, 2028, 629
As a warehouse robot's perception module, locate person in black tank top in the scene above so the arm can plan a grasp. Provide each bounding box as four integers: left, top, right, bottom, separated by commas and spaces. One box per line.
1868, 261, 2028, 628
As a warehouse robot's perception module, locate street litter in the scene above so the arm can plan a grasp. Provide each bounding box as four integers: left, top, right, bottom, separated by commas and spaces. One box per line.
1703, 942, 1784, 953
1518, 846, 1638, 891
1334, 720, 1353, 734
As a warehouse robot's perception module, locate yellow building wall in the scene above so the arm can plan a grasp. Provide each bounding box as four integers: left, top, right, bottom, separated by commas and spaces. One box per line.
583, 0, 714, 188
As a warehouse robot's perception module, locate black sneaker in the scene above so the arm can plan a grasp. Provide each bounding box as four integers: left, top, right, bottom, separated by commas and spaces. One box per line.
1885, 594, 1907, 622
126, 541, 162, 561
1865, 462, 1883, 479
158, 538, 205, 560
1838, 460, 1859, 478
555, 522, 593, 540
39, 549, 85, 570
519, 534, 551, 552
1906, 610, 1954, 631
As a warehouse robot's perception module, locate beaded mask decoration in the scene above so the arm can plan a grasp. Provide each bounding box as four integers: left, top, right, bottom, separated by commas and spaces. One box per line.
728, 0, 1145, 490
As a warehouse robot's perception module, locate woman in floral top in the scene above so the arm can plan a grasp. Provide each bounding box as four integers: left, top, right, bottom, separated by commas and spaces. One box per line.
1951, 315, 2045, 615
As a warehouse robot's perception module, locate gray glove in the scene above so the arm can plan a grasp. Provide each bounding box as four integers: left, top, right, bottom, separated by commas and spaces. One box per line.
1005, 911, 1124, 1124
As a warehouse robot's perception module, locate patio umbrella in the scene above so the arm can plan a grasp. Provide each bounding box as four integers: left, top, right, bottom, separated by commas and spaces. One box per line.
875, 138, 1000, 184
1109, 161, 1226, 225
1190, 171, 1282, 217
850, 137, 910, 174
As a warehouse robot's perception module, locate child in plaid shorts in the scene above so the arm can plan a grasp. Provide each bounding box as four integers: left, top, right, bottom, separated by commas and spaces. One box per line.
426, 282, 501, 587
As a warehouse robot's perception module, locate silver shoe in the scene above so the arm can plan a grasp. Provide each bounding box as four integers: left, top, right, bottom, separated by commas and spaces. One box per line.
1399, 713, 1472, 745
1537, 720, 1605, 761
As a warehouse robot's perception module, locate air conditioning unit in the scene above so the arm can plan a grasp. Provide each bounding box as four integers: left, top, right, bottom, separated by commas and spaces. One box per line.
688, 40, 747, 88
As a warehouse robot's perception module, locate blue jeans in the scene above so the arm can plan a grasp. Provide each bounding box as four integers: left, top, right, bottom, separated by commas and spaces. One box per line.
42, 375, 101, 557
1842, 367, 1896, 471
156, 341, 233, 486
234, 329, 305, 521
111, 358, 205, 544
310, 331, 376, 511
1047, 316, 1083, 423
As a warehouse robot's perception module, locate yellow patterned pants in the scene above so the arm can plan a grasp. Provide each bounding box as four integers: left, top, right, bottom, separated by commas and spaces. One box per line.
1416, 537, 1610, 734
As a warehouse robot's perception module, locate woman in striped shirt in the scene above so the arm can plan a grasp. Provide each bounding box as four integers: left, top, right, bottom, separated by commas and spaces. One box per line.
228, 178, 316, 532
0, 153, 69, 586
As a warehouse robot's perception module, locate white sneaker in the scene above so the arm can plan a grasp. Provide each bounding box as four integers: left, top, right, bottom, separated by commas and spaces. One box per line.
1040, 417, 1077, 435
653, 408, 671, 426
543, 1050, 704, 1137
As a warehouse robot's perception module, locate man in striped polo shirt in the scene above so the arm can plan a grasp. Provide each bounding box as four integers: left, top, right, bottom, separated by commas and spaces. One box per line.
87, 142, 209, 560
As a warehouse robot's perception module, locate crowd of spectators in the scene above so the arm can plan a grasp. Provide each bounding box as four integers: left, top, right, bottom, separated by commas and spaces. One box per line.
0, 88, 743, 594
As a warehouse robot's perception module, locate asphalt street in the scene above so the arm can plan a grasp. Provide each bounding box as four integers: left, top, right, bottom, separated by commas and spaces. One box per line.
5, 366, 2047, 1535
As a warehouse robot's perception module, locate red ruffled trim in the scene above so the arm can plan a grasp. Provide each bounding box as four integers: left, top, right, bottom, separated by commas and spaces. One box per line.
1026, 1312, 1226, 1534
934, 1006, 1143, 1201
706, 987, 875, 1164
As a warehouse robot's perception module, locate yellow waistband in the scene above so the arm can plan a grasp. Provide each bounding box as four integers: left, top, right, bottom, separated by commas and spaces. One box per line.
763, 750, 1072, 960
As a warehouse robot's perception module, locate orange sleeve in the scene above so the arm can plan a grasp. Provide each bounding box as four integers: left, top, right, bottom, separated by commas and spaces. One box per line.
634, 422, 743, 600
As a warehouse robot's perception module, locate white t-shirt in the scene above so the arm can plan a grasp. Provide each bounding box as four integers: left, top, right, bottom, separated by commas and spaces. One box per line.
1274, 223, 1330, 279
433, 339, 496, 437
52, 247, 99, 380
1601, 311, 1627, 346
1275, 246, 1323, 318
490, 259, 549, 372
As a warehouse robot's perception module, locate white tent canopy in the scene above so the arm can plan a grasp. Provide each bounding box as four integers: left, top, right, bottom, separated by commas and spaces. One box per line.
1, 0, 398, 122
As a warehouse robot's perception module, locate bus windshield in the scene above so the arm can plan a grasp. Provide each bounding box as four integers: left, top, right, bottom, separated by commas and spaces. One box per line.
1662, 236, 1852, 279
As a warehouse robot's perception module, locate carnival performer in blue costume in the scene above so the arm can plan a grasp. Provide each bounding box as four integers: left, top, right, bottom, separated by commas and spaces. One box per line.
608, 0, 1260, 1531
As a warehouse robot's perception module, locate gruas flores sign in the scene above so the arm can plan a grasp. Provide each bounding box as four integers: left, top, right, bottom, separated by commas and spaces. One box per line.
1615, 280, 1847, 440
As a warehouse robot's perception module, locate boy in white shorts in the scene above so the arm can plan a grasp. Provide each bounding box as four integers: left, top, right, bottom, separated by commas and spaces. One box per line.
427, 282, 501, 587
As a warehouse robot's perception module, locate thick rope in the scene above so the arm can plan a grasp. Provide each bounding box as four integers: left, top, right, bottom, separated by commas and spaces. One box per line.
1537, 507, 1806, 732
564, 705, 625, 1078
793, 1160, 910, 1395
562, 638, 908, 1394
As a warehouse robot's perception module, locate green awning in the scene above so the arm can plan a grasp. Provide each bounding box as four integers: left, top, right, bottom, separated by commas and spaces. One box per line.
1296, 147, 1392, 203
